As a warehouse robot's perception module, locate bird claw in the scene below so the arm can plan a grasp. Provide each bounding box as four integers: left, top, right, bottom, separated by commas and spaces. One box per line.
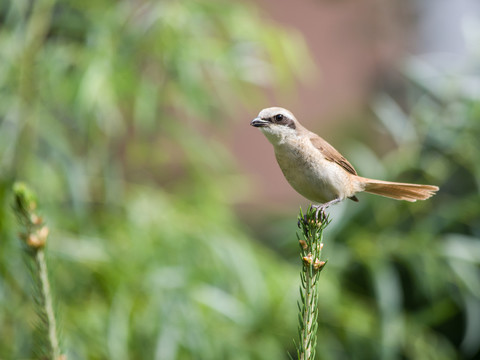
311, 204, 327, 221
310, 198, 341, 221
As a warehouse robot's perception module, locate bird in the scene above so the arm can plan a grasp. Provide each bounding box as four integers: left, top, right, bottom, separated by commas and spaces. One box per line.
250, 107, 439, 216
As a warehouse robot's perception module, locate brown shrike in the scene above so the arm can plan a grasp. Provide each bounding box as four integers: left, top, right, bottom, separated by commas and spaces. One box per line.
250, 107, 439, 212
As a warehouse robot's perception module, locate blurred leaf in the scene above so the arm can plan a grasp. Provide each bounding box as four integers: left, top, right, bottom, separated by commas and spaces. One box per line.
0, 0, 308, 358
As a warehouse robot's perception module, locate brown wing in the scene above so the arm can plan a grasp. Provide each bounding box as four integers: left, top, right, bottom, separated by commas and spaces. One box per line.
309, 135, 358, 176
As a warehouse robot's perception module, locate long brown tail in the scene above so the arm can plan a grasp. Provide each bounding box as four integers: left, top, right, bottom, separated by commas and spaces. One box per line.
359, 177, 439, 202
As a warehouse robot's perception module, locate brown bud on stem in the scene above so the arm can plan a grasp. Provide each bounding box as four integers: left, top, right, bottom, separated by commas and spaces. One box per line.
302, 253, 313, 265
299, 239, 308, 250
313, 259, 326, 270
26, 226, 49, 249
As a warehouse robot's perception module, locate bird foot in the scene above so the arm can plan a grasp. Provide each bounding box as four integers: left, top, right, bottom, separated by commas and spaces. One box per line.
311, 198, 341, 221
311, 204, 327, 221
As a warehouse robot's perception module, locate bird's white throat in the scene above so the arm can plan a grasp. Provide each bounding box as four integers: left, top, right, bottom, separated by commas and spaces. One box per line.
260, 126, 297, 146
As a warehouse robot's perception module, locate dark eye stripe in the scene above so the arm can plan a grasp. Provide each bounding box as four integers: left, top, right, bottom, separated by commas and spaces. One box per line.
286, 119, 296, 129
271, 114, 295, 129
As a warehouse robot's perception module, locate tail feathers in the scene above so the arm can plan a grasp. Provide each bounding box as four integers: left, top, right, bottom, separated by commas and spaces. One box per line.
360, 178, 439, 202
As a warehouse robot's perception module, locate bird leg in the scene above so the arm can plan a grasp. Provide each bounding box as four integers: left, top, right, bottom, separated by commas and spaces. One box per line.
312, 198, 341, 220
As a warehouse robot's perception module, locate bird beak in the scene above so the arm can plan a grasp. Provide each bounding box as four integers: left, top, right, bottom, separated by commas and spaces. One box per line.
250, 117, 269, 127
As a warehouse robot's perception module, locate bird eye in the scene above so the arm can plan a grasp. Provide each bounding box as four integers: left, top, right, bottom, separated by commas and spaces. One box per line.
274, 114, 284, 122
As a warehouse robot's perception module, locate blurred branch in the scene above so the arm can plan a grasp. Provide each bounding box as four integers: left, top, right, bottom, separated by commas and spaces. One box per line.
295, 207, 330, 360
12, 182, 62, 360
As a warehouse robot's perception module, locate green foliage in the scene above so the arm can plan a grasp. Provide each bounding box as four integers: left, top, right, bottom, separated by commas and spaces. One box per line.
0, 1, 307, 359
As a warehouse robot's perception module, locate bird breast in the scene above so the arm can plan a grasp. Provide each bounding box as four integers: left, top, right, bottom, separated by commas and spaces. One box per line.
273, 137, 353, 203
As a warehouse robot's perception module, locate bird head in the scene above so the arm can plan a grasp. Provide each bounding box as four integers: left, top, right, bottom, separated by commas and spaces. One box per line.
250, 107, 299, 145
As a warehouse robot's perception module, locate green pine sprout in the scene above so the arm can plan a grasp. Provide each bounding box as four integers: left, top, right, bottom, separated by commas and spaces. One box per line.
295, 206, 330, 360
12, 182, 62, 359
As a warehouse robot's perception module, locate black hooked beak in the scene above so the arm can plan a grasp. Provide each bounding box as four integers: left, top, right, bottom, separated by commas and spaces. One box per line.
250, 117, 269, 127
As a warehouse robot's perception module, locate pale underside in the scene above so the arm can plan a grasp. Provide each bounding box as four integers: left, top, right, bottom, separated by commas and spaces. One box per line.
273, 135, 362, 203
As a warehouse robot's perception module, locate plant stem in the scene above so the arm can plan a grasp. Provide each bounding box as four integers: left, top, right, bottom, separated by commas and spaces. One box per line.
300, 261, 314, 360
296, 206, 330, 360
36, 249, 61, 359
13, 182, 62, 359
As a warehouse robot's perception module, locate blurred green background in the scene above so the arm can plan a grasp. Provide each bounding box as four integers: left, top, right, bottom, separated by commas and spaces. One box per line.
1, 0, 479, 359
